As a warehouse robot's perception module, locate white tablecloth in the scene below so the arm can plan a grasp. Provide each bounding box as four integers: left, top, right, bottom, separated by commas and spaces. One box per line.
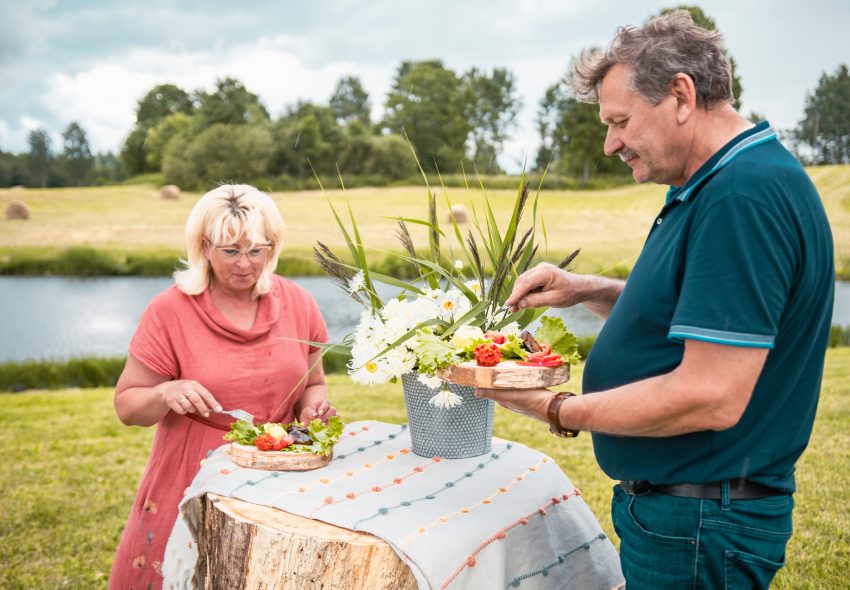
163, 420, 623, 589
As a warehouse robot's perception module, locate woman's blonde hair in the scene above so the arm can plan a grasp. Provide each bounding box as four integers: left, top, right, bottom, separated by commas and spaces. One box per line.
174, 184, 285, 298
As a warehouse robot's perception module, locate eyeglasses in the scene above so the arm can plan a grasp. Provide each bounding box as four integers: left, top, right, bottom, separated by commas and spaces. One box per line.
213, 244, 273, 261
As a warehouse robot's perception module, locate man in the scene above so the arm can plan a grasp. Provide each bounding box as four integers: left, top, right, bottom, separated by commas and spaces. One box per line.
477, 11, 834, 589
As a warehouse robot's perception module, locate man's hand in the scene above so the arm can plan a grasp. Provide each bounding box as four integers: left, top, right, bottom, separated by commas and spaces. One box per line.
505, 263, 585, 311
475, 387, 554, 424
506, 262, 625, 319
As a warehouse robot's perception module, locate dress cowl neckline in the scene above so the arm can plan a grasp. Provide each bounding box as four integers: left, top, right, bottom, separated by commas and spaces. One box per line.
189, 284, 283, 343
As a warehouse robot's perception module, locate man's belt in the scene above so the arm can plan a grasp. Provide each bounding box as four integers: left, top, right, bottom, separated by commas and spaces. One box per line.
619, 478, 784, 500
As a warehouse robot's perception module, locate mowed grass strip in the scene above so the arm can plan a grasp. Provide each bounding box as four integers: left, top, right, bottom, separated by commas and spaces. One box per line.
0, 349, 847, 589
2, 163, 849, 276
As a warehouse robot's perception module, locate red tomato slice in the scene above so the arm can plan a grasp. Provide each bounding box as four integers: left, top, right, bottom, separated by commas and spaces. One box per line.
484, 331, 507, 345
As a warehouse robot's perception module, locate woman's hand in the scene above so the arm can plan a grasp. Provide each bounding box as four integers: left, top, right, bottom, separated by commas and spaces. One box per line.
156, 380, 221, 418
298, 399, 337, 424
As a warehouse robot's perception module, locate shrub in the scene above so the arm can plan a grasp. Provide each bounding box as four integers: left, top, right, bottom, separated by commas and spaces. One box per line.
829, 325, 850, 348
124, 254, 180, 276
0, 357, 125, 392
322, 351, 351, 374
55, 247, 122, 276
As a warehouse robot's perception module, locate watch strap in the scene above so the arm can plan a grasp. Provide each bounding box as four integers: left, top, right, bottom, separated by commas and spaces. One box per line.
547, 392, 579, 438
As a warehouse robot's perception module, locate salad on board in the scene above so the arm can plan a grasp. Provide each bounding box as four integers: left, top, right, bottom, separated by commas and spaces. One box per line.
451, 316, 580, 369
224, 416, 344, 456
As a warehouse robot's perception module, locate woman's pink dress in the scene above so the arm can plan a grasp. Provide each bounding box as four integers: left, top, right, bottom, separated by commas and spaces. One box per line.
109, 275, 328, 589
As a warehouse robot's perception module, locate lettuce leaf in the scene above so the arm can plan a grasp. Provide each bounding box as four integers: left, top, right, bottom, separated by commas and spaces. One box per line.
306, 415, 345, 456
412, 329, 460, 374
499, 334, 528, 360
223, 419, 260, 445
534, 316, 580, 364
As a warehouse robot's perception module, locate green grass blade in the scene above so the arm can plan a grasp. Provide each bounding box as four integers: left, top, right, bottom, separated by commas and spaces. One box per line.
400, 255, 479, 301
386, 217, 447, 238
346, 200, 382, 311
325, 198, 361, 269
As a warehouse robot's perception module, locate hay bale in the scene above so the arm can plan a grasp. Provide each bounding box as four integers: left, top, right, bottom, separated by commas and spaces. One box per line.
448, 203, 468, 224
5, 201, 29, 220
160, 184, 181, 200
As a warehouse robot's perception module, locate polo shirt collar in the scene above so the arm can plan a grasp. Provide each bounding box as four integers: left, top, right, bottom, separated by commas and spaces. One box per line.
665, 121, 777, 204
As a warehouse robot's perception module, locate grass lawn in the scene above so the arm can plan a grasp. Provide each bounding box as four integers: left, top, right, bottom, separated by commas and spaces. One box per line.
0, 349, 847, 589
2, 163, 849, 276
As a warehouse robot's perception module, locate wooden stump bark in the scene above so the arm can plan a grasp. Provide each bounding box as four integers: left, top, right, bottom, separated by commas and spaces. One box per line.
195, 494, 417, 589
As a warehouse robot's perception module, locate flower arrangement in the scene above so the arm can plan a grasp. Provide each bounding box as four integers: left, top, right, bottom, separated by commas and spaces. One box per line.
314, 170, 580, 409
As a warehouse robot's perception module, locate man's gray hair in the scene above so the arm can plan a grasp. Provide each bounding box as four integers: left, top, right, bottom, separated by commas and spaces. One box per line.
569, 10, 733, 107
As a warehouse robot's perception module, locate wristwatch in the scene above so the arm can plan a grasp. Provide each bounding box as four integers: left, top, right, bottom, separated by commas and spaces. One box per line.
547, 392, 579, 438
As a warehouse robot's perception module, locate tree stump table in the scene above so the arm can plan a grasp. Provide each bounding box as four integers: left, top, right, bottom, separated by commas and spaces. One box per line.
195, 493, 417, 589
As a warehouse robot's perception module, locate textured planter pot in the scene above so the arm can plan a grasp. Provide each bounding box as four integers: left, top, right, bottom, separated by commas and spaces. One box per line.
401, 372, 494, 459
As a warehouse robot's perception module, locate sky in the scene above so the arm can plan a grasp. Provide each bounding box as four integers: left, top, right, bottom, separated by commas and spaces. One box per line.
1, 0, 848, 172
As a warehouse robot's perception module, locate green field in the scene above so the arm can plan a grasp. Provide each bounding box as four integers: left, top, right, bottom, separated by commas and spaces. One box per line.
2, 164, 849, 277
0, 349, 847, 589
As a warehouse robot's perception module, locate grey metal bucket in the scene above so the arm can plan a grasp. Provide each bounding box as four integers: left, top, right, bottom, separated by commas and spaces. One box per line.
401, 372, 494, 459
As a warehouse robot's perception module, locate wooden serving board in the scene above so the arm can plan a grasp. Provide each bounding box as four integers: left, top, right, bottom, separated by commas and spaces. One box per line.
228, 443, 331, 471
439, 360, 570, 389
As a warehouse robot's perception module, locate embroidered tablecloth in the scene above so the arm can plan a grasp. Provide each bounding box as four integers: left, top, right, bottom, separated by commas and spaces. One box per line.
163, 420, 624, 589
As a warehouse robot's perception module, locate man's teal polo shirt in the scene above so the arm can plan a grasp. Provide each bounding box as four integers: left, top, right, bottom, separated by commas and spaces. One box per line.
582, 122, 834, 493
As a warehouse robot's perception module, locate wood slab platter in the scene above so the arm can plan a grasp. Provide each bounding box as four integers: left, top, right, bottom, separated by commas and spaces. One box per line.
228, 443, 332, 471
438, 360, 570, 389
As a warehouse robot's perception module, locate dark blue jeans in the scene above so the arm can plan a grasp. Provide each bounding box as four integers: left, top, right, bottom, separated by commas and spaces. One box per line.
611, 483, 793, 589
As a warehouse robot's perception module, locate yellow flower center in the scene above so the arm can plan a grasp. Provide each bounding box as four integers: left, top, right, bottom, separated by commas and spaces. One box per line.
442, 300, 455, 310
365, 362, 378, 373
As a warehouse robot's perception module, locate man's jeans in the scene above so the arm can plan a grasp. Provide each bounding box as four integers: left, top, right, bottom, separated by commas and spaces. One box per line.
611, 483, 793, 589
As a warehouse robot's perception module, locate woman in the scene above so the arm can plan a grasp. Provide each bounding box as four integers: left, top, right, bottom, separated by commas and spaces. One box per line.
109, 184, 336, 589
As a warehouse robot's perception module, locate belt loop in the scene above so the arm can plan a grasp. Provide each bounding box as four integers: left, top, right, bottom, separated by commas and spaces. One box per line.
721, 479, 731, 510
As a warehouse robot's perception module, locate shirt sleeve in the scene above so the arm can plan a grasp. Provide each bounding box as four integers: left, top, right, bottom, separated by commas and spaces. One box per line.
128, 299, 180, 378
669, 193, 797, 349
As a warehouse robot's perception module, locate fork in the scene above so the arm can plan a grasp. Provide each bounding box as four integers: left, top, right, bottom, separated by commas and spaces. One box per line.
219, 408, 255, 423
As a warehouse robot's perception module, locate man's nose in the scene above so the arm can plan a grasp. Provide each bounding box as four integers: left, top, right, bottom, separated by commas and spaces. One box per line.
603, 127, 623, 157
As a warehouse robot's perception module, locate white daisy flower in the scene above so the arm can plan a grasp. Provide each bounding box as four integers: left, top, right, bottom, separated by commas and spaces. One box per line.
417, 372, 444, 389
384, 347, 417, 379
464, 280, 483, 297
348, 270, 366, 295
349, 358, 392, 385
428, 389, 464, 409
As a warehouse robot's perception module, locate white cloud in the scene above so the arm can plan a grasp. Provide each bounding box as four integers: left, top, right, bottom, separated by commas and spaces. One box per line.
43, 65, 158, 151
39, 36, 396, 154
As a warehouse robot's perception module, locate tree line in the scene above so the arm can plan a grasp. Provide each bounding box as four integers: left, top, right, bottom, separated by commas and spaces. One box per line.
1, 5, 847, 190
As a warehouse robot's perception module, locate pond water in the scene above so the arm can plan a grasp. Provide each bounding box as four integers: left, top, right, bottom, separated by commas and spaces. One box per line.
0, 277, 847, 363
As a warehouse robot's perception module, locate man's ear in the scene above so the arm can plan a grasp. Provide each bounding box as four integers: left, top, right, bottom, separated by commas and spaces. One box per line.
670, 73, 697, 124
